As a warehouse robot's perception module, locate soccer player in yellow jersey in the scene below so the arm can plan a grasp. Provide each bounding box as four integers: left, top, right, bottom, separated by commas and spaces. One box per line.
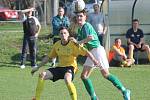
31, 26, 99, 100
109, 38, 134, 67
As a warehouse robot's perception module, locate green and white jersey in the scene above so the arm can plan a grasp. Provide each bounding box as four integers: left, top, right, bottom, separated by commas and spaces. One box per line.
78, 22, 100, 50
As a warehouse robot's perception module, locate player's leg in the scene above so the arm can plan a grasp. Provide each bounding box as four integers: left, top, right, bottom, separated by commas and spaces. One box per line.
64, 70, 77, 100
33, 70, 53, 100
81, 66, 97, 100
102, 70, 130, 100
98, 46, 130, 100
101, 69, 127, 92
81, 47, 108, 100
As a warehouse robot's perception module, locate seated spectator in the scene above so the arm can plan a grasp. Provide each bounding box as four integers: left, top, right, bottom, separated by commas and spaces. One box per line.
109, 38, 134, 67
126, 19, 150, 63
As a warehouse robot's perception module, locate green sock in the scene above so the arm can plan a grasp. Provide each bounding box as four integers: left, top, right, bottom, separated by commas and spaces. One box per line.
107, 74, 126, 93
82, 78, 97, 100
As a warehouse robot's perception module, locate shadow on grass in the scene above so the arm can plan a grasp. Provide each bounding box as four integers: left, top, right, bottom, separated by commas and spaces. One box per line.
0, 53, 20, 68
0, 61, 20, 68
0, 53, 43, 68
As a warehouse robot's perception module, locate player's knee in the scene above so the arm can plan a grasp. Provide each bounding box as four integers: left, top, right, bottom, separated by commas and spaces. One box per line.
64, 73, 72, 83
39, 72, 46, 79
80, 73, 88, 79
64, 78, 72, 84
102, 74, 108, 79
101, 69, 110, 78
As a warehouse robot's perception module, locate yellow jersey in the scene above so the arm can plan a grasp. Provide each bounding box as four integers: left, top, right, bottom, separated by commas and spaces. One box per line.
48, 40, 88, 72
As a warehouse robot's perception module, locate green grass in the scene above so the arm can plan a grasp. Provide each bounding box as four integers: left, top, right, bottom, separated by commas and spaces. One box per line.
0, 23, 150, 100
0, 65, 150, 100
0, 22, 23, 31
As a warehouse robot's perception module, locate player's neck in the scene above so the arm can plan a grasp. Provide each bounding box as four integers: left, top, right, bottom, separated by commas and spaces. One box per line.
61, 40, 69, 45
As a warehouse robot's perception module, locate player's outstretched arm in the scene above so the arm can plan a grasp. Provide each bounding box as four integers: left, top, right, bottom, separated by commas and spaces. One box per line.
78, 35, 94, 44
31, 56, 49, 75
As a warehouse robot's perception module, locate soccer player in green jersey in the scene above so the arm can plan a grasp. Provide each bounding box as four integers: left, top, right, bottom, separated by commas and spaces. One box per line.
75, 9, 131, 100
31, 26, 99, 100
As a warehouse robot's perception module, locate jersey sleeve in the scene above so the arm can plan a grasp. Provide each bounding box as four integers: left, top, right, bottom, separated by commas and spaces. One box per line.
139, 29, 144, 38
75, 43, 88, 56
126, 29, 131, 39
33, 16, 40, 26
48, 45, 57, 58
82, 23, 92, 38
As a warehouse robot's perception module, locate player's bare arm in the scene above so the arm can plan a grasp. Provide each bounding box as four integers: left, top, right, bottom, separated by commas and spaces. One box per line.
31, 56, 50, 75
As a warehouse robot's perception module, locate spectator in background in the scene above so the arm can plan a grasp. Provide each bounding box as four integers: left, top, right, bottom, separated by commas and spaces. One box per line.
51, 7, 70, 67
109, 38, 134, 67
126, 19, 150, 62
88, 3, 107, 46
20, 7, 41, 69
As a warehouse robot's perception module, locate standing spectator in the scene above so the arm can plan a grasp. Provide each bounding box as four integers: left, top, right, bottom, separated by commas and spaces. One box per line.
126, 19, 150, 62
31, 27, 99, 100
51, 7, 70, 67
75, 9, 130, 100
109, 38, 134, 67
20, 7, 41, 69
88, 3, 107, 46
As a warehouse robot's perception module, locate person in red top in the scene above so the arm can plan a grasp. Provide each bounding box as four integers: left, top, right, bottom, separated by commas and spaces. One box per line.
109, 38, 134, 67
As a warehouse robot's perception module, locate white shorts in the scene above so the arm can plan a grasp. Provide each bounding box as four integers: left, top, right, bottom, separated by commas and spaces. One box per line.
83, 45, 109, 70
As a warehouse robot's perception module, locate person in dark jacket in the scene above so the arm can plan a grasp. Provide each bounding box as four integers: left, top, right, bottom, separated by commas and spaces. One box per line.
20, 7, 41, 69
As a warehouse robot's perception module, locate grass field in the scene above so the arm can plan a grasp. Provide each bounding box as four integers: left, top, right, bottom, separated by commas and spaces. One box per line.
0, 23, 150, 100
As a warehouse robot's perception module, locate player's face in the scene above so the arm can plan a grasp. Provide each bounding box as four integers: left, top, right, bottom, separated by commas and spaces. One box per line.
76, 13, 86, 26
59, 28, 69, 41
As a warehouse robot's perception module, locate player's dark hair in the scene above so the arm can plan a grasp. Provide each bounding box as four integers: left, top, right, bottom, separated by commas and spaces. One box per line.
74, 8, 88, 15
59, 26, 68, 31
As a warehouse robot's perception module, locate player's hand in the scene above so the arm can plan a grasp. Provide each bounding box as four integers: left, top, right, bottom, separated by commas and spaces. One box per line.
31, 66, 39, 76
85, 35, 94, 43
69, 37, 78, 43
34, 34, 38, 38
30, 7, 36, 11
94, 59, 100, 67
